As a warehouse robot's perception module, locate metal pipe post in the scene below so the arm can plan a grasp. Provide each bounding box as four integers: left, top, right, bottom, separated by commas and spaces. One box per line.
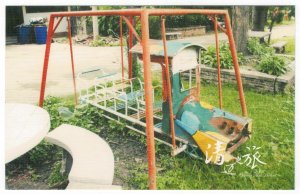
161, 17, 176, 149
67, 17, 78, 106
214, 16, 223, 109
39, 16, 55, 107
140, 11, 157, 190
128, 16, 134, 79
120, 17, 124, 79
52, 17, 64, 34
224, 12, 248, 116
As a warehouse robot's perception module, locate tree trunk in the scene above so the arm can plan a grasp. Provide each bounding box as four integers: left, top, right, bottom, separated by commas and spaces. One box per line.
76, 17, 87, 36
70, 6, 88, 36
252, 6, 268, 31
232, 6, 250, 54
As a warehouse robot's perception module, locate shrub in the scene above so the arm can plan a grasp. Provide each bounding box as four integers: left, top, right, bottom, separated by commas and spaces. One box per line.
257, 55, 287, 76
247, 38, 274, 56
28, 141, 59, 166
247, 38, 288, 76
149, 16, 162, 39
201, 43, 244, 69
47, 161, 68, 187
275, 11, 284, 24
165, 14, 210, 28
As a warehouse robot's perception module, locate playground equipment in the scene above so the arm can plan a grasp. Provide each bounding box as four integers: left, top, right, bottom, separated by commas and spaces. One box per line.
39, 8, 252, 189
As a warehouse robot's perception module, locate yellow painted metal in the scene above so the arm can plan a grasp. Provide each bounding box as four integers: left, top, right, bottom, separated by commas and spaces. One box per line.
192, 130, 235, 164
199, 101, 214, 110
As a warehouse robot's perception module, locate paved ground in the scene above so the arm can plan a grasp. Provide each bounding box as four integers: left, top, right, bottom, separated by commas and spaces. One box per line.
174, 23, 295, 45
5, 44, 127, 104
5, 23, 295, 104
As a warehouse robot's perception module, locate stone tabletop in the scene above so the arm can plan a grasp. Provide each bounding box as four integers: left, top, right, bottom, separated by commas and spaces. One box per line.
5, 103, 50, 163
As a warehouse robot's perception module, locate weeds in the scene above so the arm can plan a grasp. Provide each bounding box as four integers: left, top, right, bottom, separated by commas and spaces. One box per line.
47, 161, 68, 187
247, 38, 288, 76
201, 43, 244, 69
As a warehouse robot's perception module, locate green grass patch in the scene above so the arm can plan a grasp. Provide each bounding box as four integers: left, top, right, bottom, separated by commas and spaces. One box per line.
35, 82, 294, 190
127, 83, 295, 190
267, 19, 295, 27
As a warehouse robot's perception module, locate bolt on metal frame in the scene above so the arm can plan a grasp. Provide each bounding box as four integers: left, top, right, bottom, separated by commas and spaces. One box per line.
38, 8, 248, 189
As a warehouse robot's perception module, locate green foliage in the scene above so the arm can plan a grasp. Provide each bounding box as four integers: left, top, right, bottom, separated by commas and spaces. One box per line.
43, 96, 67, 129
108, 119, 126, 132
148, 14, 210, 39
275, 11, 284, 24
95, 6, 126, 37
90, 37, 106, 47
257, 55, 287, 76
47, 161, 68, 187
16, 79, 295, 190
132, 57, 142, 79
267, 6, 294, 24
247, 38, 274, 56
28, 141, 59, 166
149, 16, 162, 39
69, 104, 104, 133
201, 43, 244, 69
43, 96, 104, 133
247, 38, 288, 76
165, 14, 210, 28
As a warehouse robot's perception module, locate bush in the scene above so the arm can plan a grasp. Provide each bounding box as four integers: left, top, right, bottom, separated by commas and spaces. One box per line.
149, 16, 162, 39
247, 38, 287, 76
47, 161, 68, 187
275, 11, 284, 24
257, 55, 287, 76
165, 14, 210, 28
247, 38, 274, 56
201, 43, 244, 69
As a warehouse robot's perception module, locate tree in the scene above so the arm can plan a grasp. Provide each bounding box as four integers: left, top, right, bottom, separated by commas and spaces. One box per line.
70, 6, 91, 36
252, 6, 268, 31
231, 6, 250, 54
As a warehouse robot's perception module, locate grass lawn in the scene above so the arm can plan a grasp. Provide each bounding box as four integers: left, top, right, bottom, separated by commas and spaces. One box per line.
7, 82, 294, 190
267, 19, 295, 27
127, 83, 295, 190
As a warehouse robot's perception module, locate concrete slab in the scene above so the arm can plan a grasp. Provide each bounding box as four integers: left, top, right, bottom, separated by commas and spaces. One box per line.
5, 24, 294, 104
5, 43, 127, 104
45, 124, 115, 185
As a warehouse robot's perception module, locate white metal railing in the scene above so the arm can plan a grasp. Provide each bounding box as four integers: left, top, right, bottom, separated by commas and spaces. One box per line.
77, 68, 160, 120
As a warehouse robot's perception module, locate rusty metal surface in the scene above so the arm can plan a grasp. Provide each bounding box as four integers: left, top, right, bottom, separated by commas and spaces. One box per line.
161, 17, 176, 149
67, 17, 78, 106
224, 13, 248, 117
128, 16, 134, 79
52, 17, 64, 35
122, 16, 142, 44
119, 17, 124, 79
140, 10, 156, 189
39, 16, 54, 107
214, 16, 223, 109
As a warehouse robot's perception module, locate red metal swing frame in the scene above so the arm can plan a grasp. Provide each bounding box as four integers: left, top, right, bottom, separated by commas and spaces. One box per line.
38, 8, 248, 189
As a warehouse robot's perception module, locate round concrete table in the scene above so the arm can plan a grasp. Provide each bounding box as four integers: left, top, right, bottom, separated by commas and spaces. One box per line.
5, 103, 50, 163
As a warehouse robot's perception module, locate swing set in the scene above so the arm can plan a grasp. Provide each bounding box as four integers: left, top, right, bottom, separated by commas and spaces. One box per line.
39, 8, 252, 189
